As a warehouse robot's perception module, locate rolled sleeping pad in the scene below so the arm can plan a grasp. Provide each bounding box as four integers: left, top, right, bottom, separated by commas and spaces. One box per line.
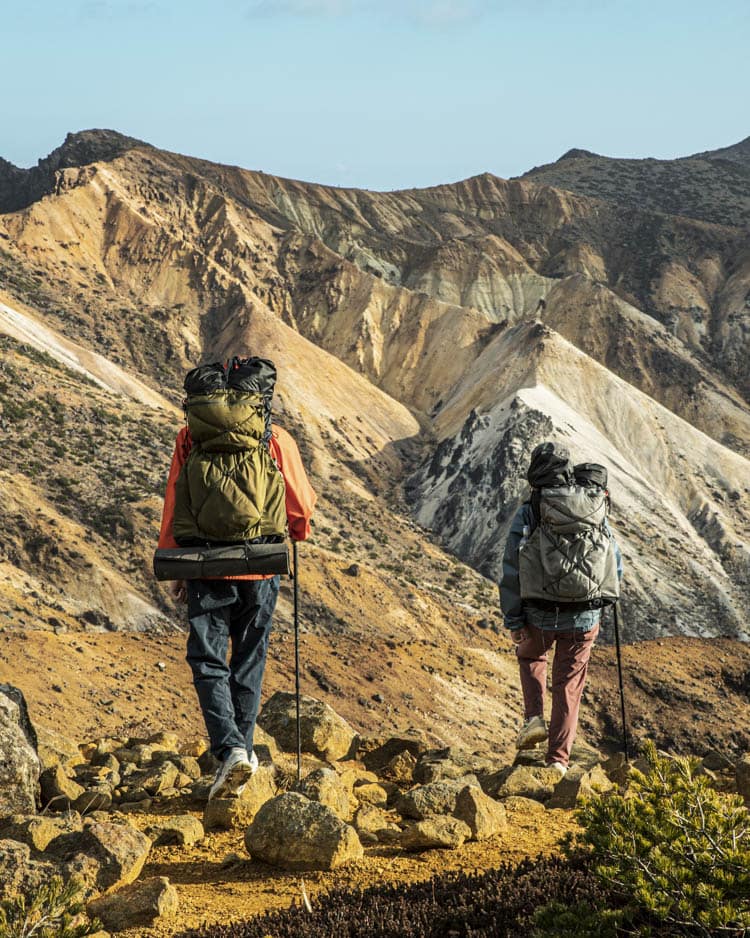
153, 542, 291, 580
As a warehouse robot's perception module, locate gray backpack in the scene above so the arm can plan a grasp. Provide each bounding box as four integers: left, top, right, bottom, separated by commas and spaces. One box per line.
519, 485, 620, 606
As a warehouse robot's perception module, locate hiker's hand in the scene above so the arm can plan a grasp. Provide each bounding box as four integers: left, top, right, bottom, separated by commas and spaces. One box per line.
511, 628, 527, 645
171, 580, 187, 604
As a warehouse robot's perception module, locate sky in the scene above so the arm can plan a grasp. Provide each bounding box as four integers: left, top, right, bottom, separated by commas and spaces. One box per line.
2, 0, 749, 190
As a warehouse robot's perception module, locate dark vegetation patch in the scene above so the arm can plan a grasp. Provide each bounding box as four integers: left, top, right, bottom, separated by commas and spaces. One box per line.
178, 854, 611, 938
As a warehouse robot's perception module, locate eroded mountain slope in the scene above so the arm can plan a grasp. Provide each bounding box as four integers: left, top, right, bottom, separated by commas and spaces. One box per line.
1, 130, 749, 647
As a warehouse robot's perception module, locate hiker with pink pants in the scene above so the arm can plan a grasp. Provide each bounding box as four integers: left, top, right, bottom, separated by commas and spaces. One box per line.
499, 443, 622, 774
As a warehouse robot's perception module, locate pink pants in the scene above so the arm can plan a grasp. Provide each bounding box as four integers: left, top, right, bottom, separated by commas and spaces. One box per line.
516, 621, 599, 766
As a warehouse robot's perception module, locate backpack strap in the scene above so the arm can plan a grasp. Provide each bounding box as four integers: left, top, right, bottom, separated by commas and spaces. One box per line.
529, 489, 542, 531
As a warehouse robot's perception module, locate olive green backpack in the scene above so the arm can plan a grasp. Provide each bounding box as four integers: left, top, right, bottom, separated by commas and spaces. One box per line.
172, 358, 287, 544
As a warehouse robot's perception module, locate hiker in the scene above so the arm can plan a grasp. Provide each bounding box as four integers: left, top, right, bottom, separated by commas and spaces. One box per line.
157, 356, 316, 800
499, 442, 622, 775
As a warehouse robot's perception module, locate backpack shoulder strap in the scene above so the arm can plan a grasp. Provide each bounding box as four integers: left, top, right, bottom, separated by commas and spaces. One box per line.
529, 489, 542, 531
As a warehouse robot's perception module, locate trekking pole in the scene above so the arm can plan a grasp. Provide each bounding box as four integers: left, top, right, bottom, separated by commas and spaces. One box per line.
612, 602, 630, 763
293, 539, 302, 783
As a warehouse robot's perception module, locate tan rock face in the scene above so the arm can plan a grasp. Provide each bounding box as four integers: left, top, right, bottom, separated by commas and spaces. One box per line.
397, 778, 477, 820
258, 692, 357, 762
52, 821, 151, 894
546, 765, 614, 810
0, 839, 57, 901
147, 814, 205, 846
453, 785, 507, 841
88, 875, 178, 931
495, 766, 558, 803
0, 688, 39, 817
0, 813, 82, 852
353, 782, 389, 808
40, 763, 84, 811
203, 764, 277, 831
294, 767, 351, 820
399, 816, 472, 851
245, 792, 363, 871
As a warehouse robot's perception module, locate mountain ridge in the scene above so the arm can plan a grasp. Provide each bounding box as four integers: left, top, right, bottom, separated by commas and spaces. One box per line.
0, 129, 748, 660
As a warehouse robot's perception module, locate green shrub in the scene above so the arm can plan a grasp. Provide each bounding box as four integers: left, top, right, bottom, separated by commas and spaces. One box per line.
537, 741, 750, 936
0, 877, 100, 938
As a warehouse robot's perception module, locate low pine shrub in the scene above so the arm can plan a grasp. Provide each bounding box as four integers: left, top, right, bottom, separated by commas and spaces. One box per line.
0, 878, 100, 938
537, 741, 750, 937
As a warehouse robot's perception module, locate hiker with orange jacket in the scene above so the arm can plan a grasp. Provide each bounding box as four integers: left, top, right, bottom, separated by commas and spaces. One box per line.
158, 357, 315, 800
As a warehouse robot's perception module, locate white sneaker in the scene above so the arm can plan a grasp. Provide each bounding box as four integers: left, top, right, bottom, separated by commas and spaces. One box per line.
546, 761, 568, 777
235, 749, 259, 796
516, 715, 548, 750
209, 747, 255, 800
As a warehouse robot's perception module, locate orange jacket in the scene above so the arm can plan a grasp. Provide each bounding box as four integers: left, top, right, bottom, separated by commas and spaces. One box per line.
157, 423, 316, 580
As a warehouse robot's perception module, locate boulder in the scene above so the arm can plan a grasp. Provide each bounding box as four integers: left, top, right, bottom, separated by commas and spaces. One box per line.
258, 692, 357, 762
245, 792, 363, 871
453, 785, 507, 840
139, 762, 179, 796
547, 765, 614, 810
203, 764, 277, 831
0, 813, 82, 852
0, 684, 38, 750
382, 750, 417, 786
414, 747, 493, 785
171, 756, 202, 780
147, 814, 205, 847
397, 777, 478, 820
0, 839, 57, 901
0, 686, 40, 817
294, 767, 351, 820
39, 764, 85, 811
253, 725, 279, 762
352, 782, 389, 808
74, 787, 114, 814
147, 731, 180, 750
494, 766, 559, 802
88, 876, 178, 931
736, 753, 750, 802
337, 766, 379, 790
52, 821, 151, 893
353, 804, 401, 841
361, 733, 429, 773
179, 738, 208, 758
400, 817, 471, 851
502, 795, 547, 815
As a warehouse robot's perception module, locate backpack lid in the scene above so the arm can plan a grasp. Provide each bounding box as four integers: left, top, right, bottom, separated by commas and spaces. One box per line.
527, 441, 573, 488
574, 462, 608, 489
226, 357, 277, 398
184, 362, 226, 395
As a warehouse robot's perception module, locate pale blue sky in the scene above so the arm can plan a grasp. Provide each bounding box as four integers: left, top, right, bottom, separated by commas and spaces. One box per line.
3, 0, 749, 190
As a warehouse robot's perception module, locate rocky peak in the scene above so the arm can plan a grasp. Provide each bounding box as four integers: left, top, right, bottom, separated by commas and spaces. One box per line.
0, 129, 146, 213
555, 147, 600, 162
38, 129, 146, 174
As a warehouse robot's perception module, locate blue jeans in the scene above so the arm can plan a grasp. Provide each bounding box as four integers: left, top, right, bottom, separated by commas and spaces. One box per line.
186, 577, 279, 761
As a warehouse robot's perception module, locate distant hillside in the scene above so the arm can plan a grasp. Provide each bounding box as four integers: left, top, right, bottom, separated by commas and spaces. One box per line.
522, 136, 750, 229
